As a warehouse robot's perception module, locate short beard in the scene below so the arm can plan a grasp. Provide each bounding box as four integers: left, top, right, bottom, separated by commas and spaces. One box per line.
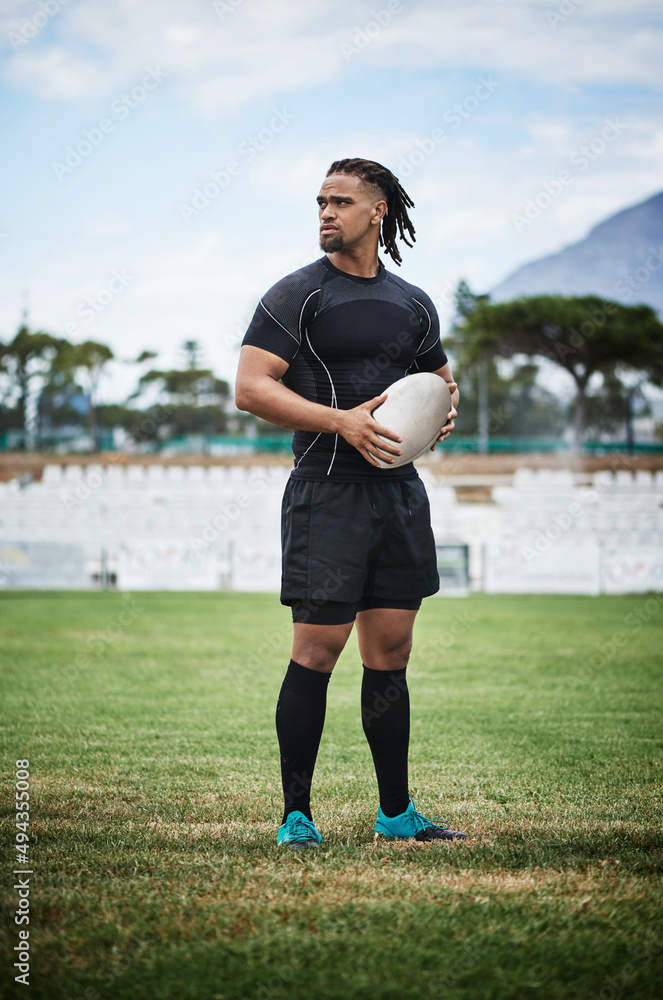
319, 232, 344, 253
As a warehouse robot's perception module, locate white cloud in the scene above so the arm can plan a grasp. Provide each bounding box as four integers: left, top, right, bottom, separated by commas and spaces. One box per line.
365, 2, 663, 86
162, 23, 204, 49
2, 0, 662, 112
3, 45, 111, 99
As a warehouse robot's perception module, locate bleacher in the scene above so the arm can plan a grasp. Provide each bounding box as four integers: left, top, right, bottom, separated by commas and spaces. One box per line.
493, 468, 663, 547
486, 468, 663, 593
0, 463, 289, 590
0, 464, 661, 592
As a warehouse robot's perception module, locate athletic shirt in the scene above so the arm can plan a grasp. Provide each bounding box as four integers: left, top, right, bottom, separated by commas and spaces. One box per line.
241, 255, 448, 482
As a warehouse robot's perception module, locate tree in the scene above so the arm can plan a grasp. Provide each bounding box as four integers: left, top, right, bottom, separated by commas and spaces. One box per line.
583, 370, 650, 453
448, 356, 566, 441
134, 348, 230, 441
134, 350, 158, 365
452, 287, 663, 450
0, 325, 66, 447
96, 403, 170, 449
451, 281, 493, 451
52, 340, 114, 451
37, 364, 85, 436
182, 339, 201, 370
137, 367, 229, 407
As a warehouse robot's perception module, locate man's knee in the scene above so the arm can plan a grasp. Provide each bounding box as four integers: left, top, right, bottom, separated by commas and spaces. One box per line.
292, 624, 352, 672
296, 641, 342, 672
366, 635, 412, 671
385, 637, 412, 670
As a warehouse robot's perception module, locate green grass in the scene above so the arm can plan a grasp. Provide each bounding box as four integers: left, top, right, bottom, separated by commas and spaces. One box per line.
1, 591, 662, 1000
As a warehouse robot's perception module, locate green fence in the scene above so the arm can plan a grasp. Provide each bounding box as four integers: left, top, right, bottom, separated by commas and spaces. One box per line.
0, 429, 116, 452
158, 435, 663, 456
2, 430, 662, 456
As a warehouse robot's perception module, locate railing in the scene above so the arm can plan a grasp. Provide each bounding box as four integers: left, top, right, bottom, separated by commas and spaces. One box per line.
2, 430, 662, 455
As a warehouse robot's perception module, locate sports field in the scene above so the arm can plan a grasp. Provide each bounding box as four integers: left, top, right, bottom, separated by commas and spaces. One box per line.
1, 590, 662, 1000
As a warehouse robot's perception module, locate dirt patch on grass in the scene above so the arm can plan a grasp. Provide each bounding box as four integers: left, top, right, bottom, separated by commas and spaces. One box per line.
142, 860, 646, 915
146, 820, 274, 839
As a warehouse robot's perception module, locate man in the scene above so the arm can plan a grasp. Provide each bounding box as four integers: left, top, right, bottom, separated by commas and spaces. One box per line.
235, 157, 465, 849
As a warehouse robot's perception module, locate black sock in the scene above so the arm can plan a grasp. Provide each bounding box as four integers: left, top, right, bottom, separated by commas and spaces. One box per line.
361, 664, 410, 818
276, 659, 331, 825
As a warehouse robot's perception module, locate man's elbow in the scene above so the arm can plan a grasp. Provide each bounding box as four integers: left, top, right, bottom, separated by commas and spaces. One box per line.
235, 378, 253, 413
234, 382, 253, 413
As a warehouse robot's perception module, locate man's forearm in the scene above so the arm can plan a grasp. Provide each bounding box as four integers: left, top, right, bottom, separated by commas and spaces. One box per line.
236, 375, 345, 435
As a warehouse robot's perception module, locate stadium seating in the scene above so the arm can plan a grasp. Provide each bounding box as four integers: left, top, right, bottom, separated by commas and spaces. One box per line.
0, 463, 661, 592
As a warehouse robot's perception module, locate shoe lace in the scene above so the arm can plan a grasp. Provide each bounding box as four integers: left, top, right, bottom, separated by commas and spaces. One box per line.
409, 799, 450, 834
288, 814, 318, 841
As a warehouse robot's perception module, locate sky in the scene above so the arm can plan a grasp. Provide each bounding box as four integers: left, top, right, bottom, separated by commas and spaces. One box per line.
1, 0, 662, 406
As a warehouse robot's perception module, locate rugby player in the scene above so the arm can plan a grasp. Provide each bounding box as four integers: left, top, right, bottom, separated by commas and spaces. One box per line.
235, 158, 466, 848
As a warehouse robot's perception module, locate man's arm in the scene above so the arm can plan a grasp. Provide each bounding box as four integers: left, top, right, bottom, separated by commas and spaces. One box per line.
430, 361, 459, 449
235, 345, 404, 468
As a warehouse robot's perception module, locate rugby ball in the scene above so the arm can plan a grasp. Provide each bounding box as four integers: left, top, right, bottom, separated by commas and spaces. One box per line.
370, 372, 451, 469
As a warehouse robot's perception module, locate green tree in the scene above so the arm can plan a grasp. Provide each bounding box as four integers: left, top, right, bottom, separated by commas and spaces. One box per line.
138, 367, 229, 407
134, 350, 158, 365
0, 325, 66, 447
450, 357, 566, 440
135, 344, 230, 441
37, 366, 84, 435
96, 403, 171, 448
182, 339, 201, 370
52, 340, 114, 450
452, 287, 663, 450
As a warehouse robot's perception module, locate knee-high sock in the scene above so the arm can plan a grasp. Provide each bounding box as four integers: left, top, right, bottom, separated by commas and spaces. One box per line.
276, 659, 330, 825
361, 664, 410, 818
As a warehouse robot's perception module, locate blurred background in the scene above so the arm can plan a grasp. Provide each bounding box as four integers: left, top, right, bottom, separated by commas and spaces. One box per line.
1, 0, 662, 594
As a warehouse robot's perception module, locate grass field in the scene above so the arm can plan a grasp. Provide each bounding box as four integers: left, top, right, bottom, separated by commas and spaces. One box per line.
1, 590, 662, 1000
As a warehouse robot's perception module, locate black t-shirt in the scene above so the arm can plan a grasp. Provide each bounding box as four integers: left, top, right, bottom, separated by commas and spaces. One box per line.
241, 255, 448, 481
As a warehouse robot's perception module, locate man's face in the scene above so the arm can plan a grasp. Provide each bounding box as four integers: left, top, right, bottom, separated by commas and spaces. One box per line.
317, 174, 385, 254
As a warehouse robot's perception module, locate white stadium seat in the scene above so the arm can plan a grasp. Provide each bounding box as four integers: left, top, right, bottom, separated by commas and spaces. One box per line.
0, 462, 661, 593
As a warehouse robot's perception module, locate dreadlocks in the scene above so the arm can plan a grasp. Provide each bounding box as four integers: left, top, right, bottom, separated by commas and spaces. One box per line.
326, 158, 416, 267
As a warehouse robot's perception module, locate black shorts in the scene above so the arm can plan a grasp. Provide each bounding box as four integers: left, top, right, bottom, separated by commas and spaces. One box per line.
280, 477, 439, 621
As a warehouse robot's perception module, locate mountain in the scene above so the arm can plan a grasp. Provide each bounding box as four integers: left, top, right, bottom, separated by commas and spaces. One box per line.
490, 190, 663, 313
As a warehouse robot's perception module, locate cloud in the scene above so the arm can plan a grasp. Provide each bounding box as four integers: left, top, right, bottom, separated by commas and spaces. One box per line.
3, 44, 111, 99
1, 0, 660, 405
384, 3, 663, 86
2, 0, 662, 113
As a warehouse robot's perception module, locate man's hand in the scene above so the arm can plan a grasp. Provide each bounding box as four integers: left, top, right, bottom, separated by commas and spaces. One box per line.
431, 381, 458, 451
336, 393, 403, 468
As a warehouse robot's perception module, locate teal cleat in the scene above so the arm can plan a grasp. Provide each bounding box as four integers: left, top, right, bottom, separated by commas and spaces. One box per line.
277, 811, 323, 850
374, 797, 467, 842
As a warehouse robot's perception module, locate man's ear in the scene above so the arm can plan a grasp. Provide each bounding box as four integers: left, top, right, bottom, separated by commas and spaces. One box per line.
372, 200, 387, 224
